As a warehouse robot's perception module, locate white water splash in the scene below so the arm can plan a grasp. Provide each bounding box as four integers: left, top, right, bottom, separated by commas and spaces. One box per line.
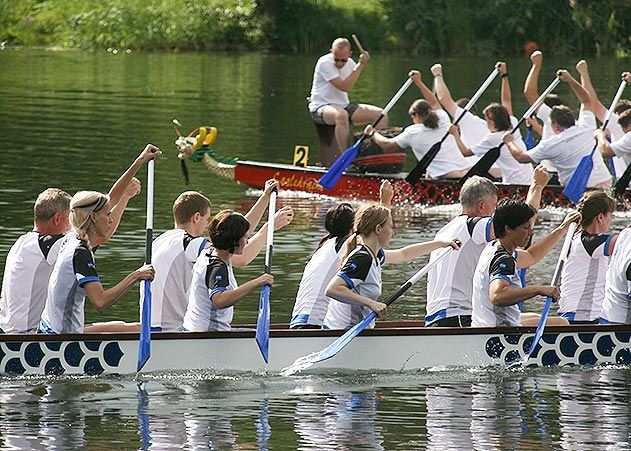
280, 351, 321, 376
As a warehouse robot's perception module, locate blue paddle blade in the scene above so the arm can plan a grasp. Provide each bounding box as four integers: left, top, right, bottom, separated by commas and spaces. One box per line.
524, 296, 553, 361
318, 140, 363, 190
524, 127, 536, 150
314, 311, 377, 363
255, 284, 271, 363
137, 280, 152, 372
563, 152, 594, 204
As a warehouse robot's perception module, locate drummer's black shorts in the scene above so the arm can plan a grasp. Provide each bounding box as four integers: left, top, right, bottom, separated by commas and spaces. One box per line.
309, 103, 359, 124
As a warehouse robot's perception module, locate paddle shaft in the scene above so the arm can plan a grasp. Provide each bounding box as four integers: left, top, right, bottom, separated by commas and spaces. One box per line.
354, 78, 414, 142
524, 222, 577, 360
461, 77, 561, 181
406, 68, 499, 184
264, 189, 277, 274
145, 160, 154, 263
384, 246, 454, 307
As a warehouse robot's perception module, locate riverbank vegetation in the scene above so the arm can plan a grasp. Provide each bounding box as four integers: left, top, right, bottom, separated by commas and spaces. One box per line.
1, 0, 629, 56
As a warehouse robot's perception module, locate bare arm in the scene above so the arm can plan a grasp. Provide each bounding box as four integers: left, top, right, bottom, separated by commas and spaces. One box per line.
498, 62, 513, 116
84, 264, 154, 312
430, 64, 458, 117
516, 212, 580, 268
379, 180, 394, 207
596, 129, 615, 157
107, 177, 141, 241
448, 125, 474, 157
557, 69, 591, 112
525, 165, 551, 211
489, 278, 558, 306
364, 125, 402, 151
329, 53, 368, 92
524, 51, 542, 105
244, 179, 279, 235
325, 276, 387, 315
576, 59, 607, 121
233, 206, 294, 267
384, 239, 458, 265
109, 144, 160, 207
504, 134, 533, 163
211, 273, 273, 309
409, 70, 442, 110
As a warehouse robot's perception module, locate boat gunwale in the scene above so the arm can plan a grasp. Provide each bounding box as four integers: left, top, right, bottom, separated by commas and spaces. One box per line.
2, 322, 627, 342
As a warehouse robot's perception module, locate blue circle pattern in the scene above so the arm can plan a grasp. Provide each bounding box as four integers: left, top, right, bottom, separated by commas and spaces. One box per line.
485, 331, 631, 366
0, 340, 124, 375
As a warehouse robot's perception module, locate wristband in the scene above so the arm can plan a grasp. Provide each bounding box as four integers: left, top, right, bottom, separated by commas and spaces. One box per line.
501, 72, 509, 78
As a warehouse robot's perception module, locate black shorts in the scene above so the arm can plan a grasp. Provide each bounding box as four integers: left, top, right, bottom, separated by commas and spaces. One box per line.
425, 315, 472, 327
309, 103, 359, 125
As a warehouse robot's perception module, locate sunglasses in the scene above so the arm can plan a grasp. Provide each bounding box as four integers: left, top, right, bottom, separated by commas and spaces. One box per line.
334, 58, 348, 63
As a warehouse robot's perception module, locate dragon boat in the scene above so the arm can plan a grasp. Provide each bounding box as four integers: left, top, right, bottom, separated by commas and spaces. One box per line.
173, 124, 631, 209
1, 322, 631, 376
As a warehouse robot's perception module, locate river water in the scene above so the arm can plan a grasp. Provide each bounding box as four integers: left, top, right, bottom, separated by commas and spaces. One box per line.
1, 48, 630, 449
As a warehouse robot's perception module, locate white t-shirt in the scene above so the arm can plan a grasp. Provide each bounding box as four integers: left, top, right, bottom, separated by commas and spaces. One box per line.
41, 234, 99, 334
141, 229, 209, 331
535, 103, 558, 173
606, 113, 627, 176
600, 228, 631, 324
558, 231, 612, 321
528, 111, 611, 187
472, 242, 522, 327
425, 215, 493, 324
182, 252, 237, 332
0, 232, 65, 333
610, 132, 631, 168
393, 109, 472, 178
470, 116, 534, 185
454, 106, 489, 149
291, 237, 344, 327
323, 245, 385, 330
308, 54, 356, 111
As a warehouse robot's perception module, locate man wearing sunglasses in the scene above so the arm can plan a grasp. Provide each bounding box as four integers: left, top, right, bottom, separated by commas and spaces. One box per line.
308, 37, 385, 166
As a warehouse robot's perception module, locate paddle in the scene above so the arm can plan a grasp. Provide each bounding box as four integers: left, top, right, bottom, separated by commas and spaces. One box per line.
563, 79, 627, 203
405, 67, 500, 185
137, 159, 154, 373
281, 245, 457, 376
520, 221, 577, 365
460, 77, 561, 183
255, 188, 277, 363
615, 160, 631, 195
318, 78, 414, 190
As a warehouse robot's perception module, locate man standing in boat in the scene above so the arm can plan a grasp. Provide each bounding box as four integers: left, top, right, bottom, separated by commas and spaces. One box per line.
308, 37, 385, 166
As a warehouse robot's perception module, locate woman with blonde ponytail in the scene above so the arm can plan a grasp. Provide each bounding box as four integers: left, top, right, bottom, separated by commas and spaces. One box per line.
558, 190, 618, 323
39, 191, 155, 334
323, 204, 459, 329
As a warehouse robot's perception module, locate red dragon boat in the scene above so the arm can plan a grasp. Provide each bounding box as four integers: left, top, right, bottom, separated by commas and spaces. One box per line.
189, 148, 631, 209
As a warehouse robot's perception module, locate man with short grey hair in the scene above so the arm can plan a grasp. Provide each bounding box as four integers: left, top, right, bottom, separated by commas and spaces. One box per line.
0, 188, 71, 333
424, 166, 549, 327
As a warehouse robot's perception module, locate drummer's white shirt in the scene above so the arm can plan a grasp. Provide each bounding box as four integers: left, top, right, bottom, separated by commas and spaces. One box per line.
600, 228, 631, 324
308, 54, 355, 111
393, 109, 472, 178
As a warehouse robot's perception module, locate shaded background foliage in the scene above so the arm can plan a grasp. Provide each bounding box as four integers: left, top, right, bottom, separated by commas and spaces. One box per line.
0, 0, 630, 56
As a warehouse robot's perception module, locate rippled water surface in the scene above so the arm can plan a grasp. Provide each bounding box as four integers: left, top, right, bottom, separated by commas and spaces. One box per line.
1, 49, 630, 449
